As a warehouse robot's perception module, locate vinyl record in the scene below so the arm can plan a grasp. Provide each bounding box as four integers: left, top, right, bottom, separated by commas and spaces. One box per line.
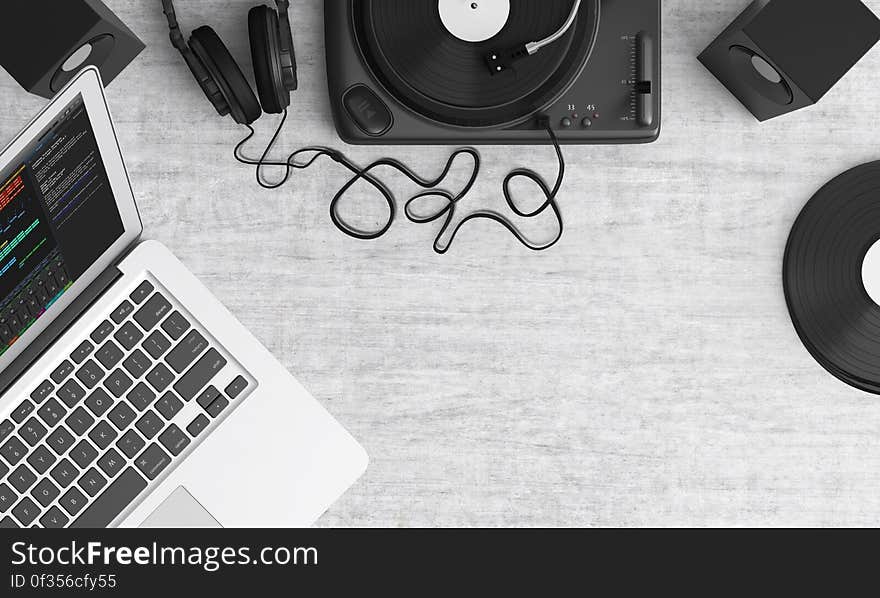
352, 0, 600, 128
783, 161, 880, 393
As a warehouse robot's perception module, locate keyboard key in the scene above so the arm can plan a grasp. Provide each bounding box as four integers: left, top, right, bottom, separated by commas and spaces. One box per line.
37, 398, 67, 428
123, 349, 152, 378
40, 506, 69, 528
71, 467, 146, 527
9, 464, 37, 493
134, 293, 172, 332
206, 396, 229, 418
57, 379, 86, 407
88, 421, 117, 450
64, 407, 94, 436
12, 497, 39, 526
50, 459, 79, 488
46, 427, 75, 455
136, 411, 164, 440
161, 311, 190, 340
90, 320, 114, 344
77, 468, 107, 497
155, 392, 183, 420
142, 330, 171, 360
1, 436, 27, 465
146, 363, 174, 393
165, 329, 208, 373
134, 444, 171, 480
0, 516, 18, 528
127, 382, 157, 413
75, 359, 105, 389
225, 376, 248, 399
19, 418, 47, 447
70, 340, 94, 364
158, 424, 190, 456
27, 445, 56, 475
11, 399, 34, 423
31, 478, 60, 507
186, 414, 209, 437
130, 281, 154, 304
108, 402, 135, 431
105, 369, 133, 398
59, 487, 88, 516
51, 360, 74, 384
110, 300, 134, 324
70, 440, 99, 468
95, 340, 124, 369
195, 385, 220, 409
116, 430, 145, 459
84, 388, 113, 418
114, 322, 144, 351
97, 448, 125, 478
174, 349, 226, 401
0, 483, 17, 512
0, 419, 15, 442
30, 380, 54, 404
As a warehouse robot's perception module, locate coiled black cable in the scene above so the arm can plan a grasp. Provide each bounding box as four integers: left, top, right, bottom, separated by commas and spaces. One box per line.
233, 108, 566, 253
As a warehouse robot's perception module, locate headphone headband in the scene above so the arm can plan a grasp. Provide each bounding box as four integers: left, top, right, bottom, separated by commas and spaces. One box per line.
161, 0, 187, 50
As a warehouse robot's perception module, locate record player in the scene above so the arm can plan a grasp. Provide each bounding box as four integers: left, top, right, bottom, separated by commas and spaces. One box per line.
325, 0, 661, 145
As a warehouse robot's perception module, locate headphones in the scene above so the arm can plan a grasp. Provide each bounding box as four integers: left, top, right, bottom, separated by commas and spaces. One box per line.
161, 0, 298, 125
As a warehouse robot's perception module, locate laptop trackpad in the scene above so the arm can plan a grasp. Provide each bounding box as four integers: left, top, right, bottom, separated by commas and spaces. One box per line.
139, 486, 222, 528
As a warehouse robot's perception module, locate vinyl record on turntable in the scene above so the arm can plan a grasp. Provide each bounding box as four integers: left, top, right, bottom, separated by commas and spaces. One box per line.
783, 161, 880, 393
352, 0, 600, 127
325, 0, 661, 144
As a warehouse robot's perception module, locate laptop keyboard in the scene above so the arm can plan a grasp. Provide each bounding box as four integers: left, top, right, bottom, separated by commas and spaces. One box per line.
0, 278, 253, 528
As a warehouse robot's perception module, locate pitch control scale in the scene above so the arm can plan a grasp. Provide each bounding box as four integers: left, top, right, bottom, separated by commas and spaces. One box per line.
621, 32, 655, 127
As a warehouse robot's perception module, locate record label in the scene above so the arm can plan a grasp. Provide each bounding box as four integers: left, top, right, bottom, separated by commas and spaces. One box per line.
438, 0, 510, 43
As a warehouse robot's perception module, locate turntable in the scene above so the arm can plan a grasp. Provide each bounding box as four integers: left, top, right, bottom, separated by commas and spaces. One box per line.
325, 0, 661, 145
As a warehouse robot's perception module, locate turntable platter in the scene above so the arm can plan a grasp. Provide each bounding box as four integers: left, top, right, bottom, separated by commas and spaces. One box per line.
352, 0, 600, 128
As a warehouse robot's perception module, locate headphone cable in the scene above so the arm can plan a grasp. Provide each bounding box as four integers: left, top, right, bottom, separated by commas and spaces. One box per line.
233, 108, 566, 253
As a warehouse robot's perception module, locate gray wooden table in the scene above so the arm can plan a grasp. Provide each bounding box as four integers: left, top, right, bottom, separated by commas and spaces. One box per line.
3, 0, 880, 527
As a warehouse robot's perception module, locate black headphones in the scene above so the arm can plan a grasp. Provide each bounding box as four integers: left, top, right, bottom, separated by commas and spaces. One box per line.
161, 0, 298, 125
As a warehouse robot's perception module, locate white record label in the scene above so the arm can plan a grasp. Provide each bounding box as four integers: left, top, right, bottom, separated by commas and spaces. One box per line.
863, 239, 880, 307
438, 0, 510, 43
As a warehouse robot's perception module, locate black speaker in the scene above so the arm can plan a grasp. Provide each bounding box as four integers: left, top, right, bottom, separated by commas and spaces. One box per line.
698, 0, 880, 121
0, 0, 145, 99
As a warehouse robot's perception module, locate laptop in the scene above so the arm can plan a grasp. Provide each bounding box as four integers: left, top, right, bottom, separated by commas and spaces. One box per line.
0, 67, 367, 528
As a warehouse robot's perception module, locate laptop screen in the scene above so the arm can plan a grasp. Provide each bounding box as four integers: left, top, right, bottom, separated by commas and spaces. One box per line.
0, 94, 123, 357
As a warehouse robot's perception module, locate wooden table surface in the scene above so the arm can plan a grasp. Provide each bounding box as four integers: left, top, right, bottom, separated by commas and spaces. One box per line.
3, 0, 880, 526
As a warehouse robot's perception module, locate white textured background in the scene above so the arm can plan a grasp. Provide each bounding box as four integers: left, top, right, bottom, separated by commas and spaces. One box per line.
3, 0, 880, 526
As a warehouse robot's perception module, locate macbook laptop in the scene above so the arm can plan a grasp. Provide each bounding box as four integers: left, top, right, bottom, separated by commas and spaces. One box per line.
0, 67, 367, 528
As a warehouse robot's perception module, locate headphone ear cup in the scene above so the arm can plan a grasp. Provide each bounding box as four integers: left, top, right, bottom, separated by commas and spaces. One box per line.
180, 47, 231, 117
249, 6, 289, 114
189, 25, 263, 125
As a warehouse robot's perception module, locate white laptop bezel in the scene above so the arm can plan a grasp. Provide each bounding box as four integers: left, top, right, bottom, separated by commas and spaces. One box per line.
0, 66, 141, 373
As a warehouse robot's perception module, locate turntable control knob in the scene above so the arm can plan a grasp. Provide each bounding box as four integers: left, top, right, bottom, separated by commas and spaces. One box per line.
581, 118, 592, 128
560, 117, 572, 128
